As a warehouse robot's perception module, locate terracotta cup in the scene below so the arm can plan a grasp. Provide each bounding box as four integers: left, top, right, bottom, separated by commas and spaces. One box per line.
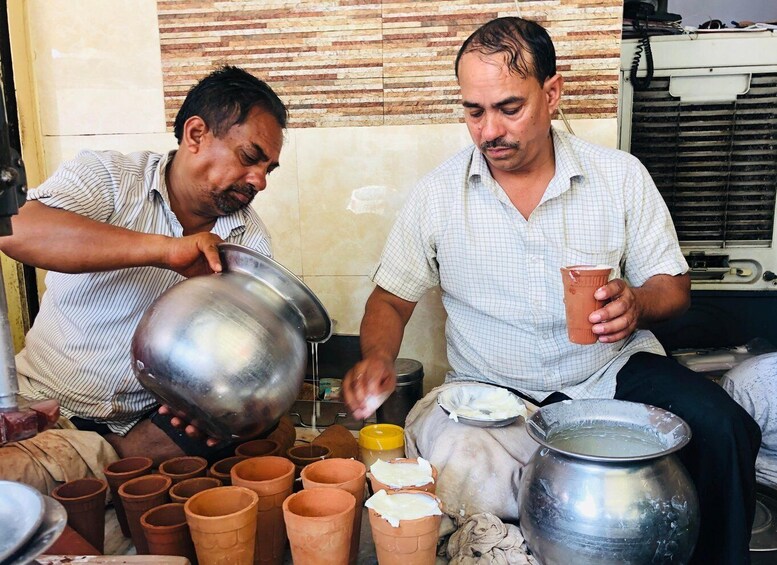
560, 265, 613, 345
231, 456, 295, 565
282, 487, 356, 565
170, 477, 223, 504
140, 502, 198, 564
159, 456, 209, 484
368, 490, 443, 565
118, 473, 173, 554
311, 424, 359, 460
51, 477, 108, 553
301, 458, 367, 565
185, 485, 259, 565
368, 458, 438, 494
208, 455, 248, 486
235, 439, 281, 458
103, 456, 154, 538
286, 444, 332, 489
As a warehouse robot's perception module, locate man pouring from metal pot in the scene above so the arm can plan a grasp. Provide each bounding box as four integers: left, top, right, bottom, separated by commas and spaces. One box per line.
0, 66, 287, 467
343, 16, 760, 564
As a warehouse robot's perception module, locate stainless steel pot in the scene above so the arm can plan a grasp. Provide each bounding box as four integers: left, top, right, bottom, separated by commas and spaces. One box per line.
131, 243, 331, 440
519, 399, 699, 564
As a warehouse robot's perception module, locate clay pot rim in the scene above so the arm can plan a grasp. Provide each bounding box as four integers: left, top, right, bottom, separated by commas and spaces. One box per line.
286, 444, 332, 461
301, 457, 366, 487
51, 478, 108, 501
184, 485, 259, 521
367, 489, 442, 526
118, 474, 173, 499
140, 502, 187, 530
231, 455, 295, 483
104, 456, 154, 476
209, 455, 249, 474
169, 476, 223, 500
282, 486, 356, 520
159, 456, 208, 476
235, 438, 281, 457
369, 458, 437, 490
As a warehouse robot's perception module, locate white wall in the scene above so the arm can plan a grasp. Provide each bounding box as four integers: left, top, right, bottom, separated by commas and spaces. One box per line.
672, 0, 777, 27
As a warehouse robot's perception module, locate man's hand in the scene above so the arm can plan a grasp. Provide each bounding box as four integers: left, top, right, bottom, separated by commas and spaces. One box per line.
589, 279, 639, 343
163, 232, 224, 278
589, 273, 691, 343
158, 405, 222, 447
342, 357, 397, 420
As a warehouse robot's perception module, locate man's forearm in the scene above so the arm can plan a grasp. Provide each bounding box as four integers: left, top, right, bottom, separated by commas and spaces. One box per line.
359, 286, 417, 362
0, 202, 170, 273
634, 273, 691, 327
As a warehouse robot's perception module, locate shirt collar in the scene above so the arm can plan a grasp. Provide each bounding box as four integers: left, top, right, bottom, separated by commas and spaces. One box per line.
149, 149, 247, 239
466, 126, 585, 200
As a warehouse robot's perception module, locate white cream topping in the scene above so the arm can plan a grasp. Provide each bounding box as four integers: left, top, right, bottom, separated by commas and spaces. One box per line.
370, 457, 434, 488
440, 385, 527, 422
365, 489, 442, 527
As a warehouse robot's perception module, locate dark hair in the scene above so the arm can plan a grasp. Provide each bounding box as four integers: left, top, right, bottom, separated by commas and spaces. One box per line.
173, 65, 288, 143
454, 17, 556, 84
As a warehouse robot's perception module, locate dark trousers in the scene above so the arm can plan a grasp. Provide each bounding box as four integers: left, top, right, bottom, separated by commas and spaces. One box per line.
541, 352, 761, 565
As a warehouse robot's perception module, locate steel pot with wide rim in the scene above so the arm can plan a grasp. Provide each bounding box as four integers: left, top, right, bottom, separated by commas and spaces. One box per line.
131, 243, 331, 441
519, 399, 700, 565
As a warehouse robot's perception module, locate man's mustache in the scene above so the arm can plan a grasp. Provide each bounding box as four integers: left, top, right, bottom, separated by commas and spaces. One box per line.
480, 138, 520, 151
230, 184, 256, 198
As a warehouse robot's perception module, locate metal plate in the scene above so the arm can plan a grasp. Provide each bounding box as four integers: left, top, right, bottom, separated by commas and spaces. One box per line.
218, 243, 332, 343
3, 495, 67, 565
752, 483, 777, 552
437, 383, 526, 428
0, 481, 45, 562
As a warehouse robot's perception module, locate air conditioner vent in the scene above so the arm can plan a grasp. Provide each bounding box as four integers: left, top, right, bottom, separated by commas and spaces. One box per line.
629, 73, 777, 247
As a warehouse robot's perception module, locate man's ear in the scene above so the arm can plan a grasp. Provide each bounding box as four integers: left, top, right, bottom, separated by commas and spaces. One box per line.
544, 73, 564, 115
181, 116, 208, 153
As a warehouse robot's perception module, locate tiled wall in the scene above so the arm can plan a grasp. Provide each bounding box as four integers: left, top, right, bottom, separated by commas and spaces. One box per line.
20, 0, 620, 389
156, 0, 622, 128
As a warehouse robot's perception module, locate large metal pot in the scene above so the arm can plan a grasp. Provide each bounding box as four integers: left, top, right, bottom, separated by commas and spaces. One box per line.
131, 243, 331, 441
519, 399, 699, 564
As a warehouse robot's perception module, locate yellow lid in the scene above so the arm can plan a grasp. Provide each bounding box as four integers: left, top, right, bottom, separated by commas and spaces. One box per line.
358, 423, 405, 451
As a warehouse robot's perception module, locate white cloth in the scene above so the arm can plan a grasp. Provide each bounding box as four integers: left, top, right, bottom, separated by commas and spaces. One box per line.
446, 513, 537, 565
16, 150, 273, 434
721, 353, 777, 488
404, 383, 539, 521
373, 127, 688, 402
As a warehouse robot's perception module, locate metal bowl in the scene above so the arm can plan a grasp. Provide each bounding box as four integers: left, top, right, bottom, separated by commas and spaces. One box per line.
131, 243, 331, 440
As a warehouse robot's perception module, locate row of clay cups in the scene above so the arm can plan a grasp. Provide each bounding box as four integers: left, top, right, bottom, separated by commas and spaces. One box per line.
216, 454, 364, 565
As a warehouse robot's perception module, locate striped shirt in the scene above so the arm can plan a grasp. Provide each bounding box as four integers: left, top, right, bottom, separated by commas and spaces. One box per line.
15, 150, 273, 434
373, 127, 688, 402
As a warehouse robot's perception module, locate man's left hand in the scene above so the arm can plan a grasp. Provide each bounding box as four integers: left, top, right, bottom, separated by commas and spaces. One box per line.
158, 405, 222, 447
588, 279, 639, 343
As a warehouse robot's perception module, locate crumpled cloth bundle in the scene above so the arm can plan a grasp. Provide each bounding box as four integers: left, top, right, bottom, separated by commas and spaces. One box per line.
0, 420, 118, 495
404, 382, 539, 520
446, 512, 538, 565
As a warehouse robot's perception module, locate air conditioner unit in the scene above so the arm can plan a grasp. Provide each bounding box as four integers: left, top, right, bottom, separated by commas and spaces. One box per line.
619, 31, 777, 290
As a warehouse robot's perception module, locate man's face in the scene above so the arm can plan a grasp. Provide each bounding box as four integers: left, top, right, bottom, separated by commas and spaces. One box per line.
458, 51, 561, 174
194, 106, 283, 216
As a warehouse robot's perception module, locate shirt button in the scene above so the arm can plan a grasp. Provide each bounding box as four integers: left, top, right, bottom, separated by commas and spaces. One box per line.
543, 332, 551, 339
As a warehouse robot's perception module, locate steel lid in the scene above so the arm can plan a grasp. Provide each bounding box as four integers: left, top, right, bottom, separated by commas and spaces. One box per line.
395, 358, 423, 384
752, 483, 777, 552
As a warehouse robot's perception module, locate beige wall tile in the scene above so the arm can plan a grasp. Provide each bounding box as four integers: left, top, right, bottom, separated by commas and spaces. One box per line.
41, 133, 177, 178
295, 123, 471, 277
252, 130, 303, 275
28, 0, 165, 136
303, 275, 450, 391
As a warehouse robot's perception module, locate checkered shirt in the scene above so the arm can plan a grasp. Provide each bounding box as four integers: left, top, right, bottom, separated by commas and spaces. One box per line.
372, 127, 688, 402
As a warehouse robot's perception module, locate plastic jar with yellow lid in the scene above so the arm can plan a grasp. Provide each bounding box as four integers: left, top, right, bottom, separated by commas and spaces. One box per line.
358, 423, 405, 469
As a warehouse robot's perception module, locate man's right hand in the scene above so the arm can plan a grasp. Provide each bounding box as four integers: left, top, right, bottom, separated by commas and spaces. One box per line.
158, 405, 222, 447
163, 232, 224, 278
342, 357, 397, 420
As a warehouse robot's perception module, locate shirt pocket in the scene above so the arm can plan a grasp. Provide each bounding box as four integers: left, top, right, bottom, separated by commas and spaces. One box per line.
563, 246, 623, 279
